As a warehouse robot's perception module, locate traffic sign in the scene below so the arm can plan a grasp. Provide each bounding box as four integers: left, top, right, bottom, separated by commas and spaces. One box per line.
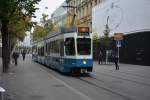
114, 33, 123, 40
116, 40, 121, 47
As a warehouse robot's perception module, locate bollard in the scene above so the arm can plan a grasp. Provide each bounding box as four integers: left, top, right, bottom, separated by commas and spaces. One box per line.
0, 87, 5, 100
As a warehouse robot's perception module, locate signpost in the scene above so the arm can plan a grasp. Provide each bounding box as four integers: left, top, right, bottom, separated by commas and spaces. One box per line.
114, 33, 123, 40
114, 33, 123, 63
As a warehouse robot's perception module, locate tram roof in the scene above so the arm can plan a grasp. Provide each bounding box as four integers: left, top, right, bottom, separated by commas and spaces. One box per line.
32, 26, 78, 44
46, 26, 78, 39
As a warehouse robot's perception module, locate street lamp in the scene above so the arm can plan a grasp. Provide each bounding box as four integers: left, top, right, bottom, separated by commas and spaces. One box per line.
103, 16, 110, 37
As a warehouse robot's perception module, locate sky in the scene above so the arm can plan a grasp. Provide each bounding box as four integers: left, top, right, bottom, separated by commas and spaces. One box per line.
92, 0, 150, 36
33, 0, 65, 22
22, 0, 65, 46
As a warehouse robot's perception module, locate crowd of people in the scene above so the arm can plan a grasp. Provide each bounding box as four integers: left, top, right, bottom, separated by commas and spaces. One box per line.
12, 49, 26, 66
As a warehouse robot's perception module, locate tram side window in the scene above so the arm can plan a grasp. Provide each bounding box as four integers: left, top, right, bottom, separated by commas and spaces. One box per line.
46, 42, 51, 55
32, 46, 37, 54
46, 43, 49, 54
38, 47, 44, 56
38, 48, 41, 56
41, 47, 44, 56
60, 40, 64, 56
65, 38, 75, 55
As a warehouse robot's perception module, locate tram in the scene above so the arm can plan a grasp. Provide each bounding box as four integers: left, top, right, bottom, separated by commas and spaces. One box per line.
32, 26, 93, 73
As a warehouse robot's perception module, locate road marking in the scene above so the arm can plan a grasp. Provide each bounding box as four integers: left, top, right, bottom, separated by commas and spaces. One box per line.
47, 72, 93, 100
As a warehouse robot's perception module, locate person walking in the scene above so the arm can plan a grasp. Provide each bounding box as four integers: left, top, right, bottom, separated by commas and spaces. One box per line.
21, 49, 26, 61
98, 50, 103, 64
12, 51, 19, 66
113, 52, 119, 70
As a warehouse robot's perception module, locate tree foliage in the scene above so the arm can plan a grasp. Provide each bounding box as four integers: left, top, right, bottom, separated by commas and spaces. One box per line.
99, 36, 112, 48
0, 0, 41, 73
0, 0, 41, 44
92, 32, 99, 43
32, 14, 53, 41
32, 25, 46, 41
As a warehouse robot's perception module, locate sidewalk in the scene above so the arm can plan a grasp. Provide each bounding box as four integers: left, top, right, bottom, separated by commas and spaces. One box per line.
0, 55, 88, 100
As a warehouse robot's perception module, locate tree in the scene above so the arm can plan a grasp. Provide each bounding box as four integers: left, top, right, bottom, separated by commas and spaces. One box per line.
32, 14, 53, 41
99, 36, 112, 48
32, 25, 46, 41
92, 32, 99, 43
0, 0, 41, 73
40, 14, 53, 33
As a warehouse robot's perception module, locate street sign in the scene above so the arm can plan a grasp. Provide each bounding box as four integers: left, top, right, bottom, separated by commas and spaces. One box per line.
116, 40, 121, 47
114, 33, 123, 40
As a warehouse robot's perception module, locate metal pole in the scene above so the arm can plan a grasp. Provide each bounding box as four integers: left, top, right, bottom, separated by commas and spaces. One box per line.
0, 87, 6, 100
118, 46, 119, 63
106, 50, 108, 64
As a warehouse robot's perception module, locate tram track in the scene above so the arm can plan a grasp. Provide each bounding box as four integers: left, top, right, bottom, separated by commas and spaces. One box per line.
41, 65, 133, 100
101, 67, 150, 79
77, 74, 134, 100
93, 71, 150, 87
40, 64, 149, 100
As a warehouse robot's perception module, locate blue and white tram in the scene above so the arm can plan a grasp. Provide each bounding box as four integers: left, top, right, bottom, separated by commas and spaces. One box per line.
32, 27, 93, 73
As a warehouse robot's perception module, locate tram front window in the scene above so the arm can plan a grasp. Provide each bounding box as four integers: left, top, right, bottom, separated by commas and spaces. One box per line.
65, 38, 75, 55
77, 38, 91, 55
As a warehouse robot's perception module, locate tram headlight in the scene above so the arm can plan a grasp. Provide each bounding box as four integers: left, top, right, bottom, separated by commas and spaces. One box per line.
83, 61, 87, 64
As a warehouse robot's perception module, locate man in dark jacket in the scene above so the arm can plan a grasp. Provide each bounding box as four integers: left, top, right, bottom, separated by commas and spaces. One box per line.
12, 51, 19, 66
21, 49, 26, 61
112, 52, 119, 70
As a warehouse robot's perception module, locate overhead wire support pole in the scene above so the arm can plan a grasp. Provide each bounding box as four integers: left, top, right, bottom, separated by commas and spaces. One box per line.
62, 5, 77, 26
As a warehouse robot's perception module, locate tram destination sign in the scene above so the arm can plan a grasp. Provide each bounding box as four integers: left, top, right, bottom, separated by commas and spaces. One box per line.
78, 27, 89, 36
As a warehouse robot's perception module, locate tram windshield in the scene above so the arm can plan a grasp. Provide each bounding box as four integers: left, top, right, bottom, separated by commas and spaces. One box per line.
65, 38, 75, 55
77, 38, 91, 55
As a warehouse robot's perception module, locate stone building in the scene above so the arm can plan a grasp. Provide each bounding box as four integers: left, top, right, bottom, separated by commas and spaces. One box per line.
66, 0, 102, 31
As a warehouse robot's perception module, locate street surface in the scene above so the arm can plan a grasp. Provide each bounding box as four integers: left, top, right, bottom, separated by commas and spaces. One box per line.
0, 55, 150, 100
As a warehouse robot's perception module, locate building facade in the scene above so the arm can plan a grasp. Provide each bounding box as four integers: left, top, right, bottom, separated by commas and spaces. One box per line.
51, 2, 67, 28
92, 0, 150, 66
66, 0, 102, 31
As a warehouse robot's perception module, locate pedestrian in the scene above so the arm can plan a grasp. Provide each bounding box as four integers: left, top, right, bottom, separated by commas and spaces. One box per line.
113, 52, 119, 70
98, 50, 103, 64
21, 49, 26, 61
12, 51, 19, 66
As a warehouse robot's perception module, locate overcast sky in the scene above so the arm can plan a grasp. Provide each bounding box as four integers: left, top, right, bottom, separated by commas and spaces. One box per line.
33, 0, 65, 22
22, 0, 65, 46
